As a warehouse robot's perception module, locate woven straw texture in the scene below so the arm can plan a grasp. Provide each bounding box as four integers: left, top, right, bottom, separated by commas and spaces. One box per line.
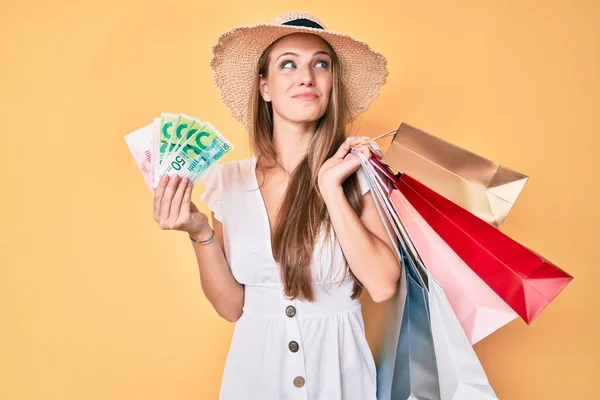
210, 11, 389, 132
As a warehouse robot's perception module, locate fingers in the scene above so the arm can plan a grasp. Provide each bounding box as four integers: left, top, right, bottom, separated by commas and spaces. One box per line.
351, 144, 372, 160
153, 174, 197, 231
159, 174, 181, 225
344, 136, 371, 161
153, 174, 169, 222
167, 176, 189, 225
348, 136, 371, 160
178, 181, 193, 223
331, 137, 350, 160
333, 136, 365, 160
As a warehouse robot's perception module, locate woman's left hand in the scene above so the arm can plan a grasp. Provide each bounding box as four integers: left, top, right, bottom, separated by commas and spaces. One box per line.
318, 136, 371, 197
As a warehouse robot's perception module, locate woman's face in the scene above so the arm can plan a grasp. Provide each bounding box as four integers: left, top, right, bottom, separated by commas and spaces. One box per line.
259, 33, 334, 127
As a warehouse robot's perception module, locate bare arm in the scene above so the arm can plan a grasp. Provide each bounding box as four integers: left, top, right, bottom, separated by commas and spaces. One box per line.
322, 187, 400, 303
188, 213, 244, 322
153, 174, 244, 322
318, 136, 401, 303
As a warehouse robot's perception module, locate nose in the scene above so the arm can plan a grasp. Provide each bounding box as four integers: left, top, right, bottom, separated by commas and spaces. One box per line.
298, 64, 315, 86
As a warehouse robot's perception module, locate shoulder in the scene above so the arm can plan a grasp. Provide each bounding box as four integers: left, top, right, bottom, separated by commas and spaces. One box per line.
197, 157, 254, 222
199, 157, 255, 194
219, 157, 254, 181
225, 157, 254, 169
205, 157, 253, 178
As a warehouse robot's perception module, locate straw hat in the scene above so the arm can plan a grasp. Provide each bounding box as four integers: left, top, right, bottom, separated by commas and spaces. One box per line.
210, 11, 389, 132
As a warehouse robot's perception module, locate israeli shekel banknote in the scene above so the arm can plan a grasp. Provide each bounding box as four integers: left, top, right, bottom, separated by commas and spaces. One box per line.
124, 113, 234, 190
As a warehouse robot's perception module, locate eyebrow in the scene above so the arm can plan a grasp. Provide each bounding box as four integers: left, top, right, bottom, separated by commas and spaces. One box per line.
275, 51, 332, 61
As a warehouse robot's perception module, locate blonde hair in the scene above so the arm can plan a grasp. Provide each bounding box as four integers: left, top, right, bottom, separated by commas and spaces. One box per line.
247, 34, 365, 301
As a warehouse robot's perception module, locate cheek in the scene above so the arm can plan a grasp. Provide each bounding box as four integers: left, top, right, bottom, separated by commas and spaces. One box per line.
269, 91, 292, 109
269, 76, 294, 100
317, 75, 333, 95
318, 77, 333, 107
268, 82, 295, 114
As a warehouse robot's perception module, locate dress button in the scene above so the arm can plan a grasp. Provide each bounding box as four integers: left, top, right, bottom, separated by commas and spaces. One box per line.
288, 340, 299, 353
285, 305, 296, 318
293, 376, 305, 388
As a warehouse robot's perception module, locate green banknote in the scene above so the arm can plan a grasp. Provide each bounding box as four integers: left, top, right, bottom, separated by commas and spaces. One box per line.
167, 113, 196, 154
188, 127, 234, 184
170, 117, 207, 154
127, 112, 233, 190
157, 112, 178, 166
160, 121, 233, 182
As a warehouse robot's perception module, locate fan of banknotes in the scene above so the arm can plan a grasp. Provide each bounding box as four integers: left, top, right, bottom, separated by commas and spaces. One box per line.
124, 113, 234, 191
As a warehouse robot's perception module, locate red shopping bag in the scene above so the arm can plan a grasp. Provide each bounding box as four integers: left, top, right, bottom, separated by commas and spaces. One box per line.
396, 174, 573, 324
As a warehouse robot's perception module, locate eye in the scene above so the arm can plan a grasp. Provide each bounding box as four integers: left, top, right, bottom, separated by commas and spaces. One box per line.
280, 60, 296, 69
315, 60, 329, 68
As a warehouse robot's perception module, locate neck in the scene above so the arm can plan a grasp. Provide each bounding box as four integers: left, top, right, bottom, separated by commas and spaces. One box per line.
269, 118, 317, 173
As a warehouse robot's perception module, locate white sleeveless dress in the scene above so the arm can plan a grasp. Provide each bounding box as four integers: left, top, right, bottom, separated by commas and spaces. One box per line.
198, 157, 377, 400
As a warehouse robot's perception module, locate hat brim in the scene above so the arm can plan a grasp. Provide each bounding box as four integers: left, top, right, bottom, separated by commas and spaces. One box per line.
210, 23, 389, 132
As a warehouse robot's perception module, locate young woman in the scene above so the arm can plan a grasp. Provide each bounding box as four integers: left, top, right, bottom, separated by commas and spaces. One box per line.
152, 11, 400, 400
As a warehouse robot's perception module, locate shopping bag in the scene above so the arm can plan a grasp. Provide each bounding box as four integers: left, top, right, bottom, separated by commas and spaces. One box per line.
391, 190, 518, 344
394, 246, 441, 399
381, 123, 528, 228
351, 146, 408, 399
385, 168, 498, 399
390, 177, 498, 399
376, 259, 409, 400
358, 148, 501, 399
427, 272, 499, 399
396, 173, 573, 324
390, 200, 497, 399
353, 148, 441, 399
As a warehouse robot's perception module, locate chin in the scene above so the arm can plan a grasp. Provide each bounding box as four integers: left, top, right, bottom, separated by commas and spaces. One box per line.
291, 111, 327, 124
292, 117, 321, 124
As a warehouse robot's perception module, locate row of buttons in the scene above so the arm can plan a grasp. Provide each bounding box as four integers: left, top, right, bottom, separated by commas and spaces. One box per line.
285, 305, 305, 388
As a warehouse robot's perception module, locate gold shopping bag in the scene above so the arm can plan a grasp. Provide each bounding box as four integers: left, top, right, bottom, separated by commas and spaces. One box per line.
381, 122, 528, 227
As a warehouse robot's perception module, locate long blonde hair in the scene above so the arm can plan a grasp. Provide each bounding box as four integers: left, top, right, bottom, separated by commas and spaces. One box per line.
248, 35, 365, 301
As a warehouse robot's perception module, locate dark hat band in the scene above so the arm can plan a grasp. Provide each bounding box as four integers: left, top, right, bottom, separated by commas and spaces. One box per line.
281, 18, 324, 30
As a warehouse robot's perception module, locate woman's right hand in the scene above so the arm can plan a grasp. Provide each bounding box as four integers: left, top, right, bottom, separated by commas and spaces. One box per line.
153, 174, 210, 238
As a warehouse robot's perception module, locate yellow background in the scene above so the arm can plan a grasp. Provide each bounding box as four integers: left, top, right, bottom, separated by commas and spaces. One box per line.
1, 0, 598, 398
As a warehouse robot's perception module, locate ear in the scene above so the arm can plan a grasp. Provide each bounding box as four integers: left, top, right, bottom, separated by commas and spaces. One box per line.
259, 74, 271, 102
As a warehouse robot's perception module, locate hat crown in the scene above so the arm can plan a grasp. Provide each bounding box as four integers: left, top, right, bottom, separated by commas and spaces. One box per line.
210, 10, 388, 132
272, 11, 327, 29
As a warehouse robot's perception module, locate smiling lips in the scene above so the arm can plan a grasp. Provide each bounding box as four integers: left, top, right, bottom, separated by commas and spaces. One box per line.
293, 93, 318, 101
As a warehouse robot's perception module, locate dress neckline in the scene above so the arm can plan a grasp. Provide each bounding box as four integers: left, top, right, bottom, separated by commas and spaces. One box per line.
251, 157, 278, 264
